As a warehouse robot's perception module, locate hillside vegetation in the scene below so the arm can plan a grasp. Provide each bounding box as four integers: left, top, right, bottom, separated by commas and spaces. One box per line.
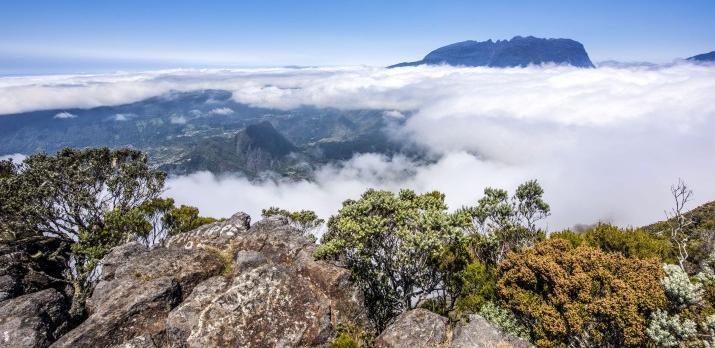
1, 147, 714, 347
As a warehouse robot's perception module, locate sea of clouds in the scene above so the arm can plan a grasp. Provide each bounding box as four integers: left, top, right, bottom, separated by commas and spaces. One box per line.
2, 64, 714, 230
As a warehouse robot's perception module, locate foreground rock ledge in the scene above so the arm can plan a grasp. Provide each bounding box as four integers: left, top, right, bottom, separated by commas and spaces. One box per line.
375, 309, 534, 348
48, 213, 369, 348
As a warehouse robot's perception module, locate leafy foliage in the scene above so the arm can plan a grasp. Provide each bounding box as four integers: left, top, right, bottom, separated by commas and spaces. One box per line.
328, 322, 372, 348
662, 264, 704, 309
478, 301, 530, 340
0, 147, 216, 321
315, 189, 470, 329
498, 239, 666, 347
163, 202, 219, 237
261, 206, 324, 233
0, 148, 166, 242
449, 260, 498, 317
646, 309, 698, 347
551, 223, 673, 261
466, 180, 549, 265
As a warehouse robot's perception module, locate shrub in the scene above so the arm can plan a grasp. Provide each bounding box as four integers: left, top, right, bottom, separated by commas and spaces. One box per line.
662, 264, 703, 309
646, 310, 698, 347
315, 189, 470, 329
551, 223, 673, 261
498, 239, 666, 347
478, 302, 530, 340
261, 206, 324, 233
451, 260, 498, 317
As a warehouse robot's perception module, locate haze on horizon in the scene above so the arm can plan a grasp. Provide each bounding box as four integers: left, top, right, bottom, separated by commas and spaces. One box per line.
1, 0, 714, 74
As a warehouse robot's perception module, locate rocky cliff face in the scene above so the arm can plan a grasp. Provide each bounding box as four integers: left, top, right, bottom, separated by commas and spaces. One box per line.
1, 213, 528, 347
390, 36, 594, 68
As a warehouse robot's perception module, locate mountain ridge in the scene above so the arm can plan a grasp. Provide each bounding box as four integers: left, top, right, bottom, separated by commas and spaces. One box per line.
390, 36, 594, 68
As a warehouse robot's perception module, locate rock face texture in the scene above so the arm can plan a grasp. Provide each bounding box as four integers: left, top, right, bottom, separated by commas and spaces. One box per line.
0, 288, 70, 348
375, 309, 534, 348
0, 236, 71, 348
49, 212, 368, 347
374, 309, 449, 348
451, 314, 534, 348
0, 236, 69, 302
390, 36, 594, 68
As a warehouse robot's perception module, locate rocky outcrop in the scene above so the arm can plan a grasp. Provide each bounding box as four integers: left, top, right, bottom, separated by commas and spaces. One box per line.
50, 212, 368, 347
0, 288, 70, 348
375, 309, 534, 348
0, 236, 69, 302
374, 309, 449, 348
164, 215, 367, 347
451, 314, 533, 348
1, 212, 533, 347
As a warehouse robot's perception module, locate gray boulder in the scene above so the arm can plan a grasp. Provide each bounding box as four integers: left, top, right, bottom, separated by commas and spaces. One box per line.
450, 314, 534, 348
0, 237, 69, 302
0, 288, 70, 348
164, 216, 369, 347
374, 309, 449, 348
374, 309, 534, 348
53, 212, 368, 347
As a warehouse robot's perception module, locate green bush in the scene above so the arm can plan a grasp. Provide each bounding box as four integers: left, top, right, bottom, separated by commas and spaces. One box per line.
315, 189, 470, 330
551, 223, 673, 261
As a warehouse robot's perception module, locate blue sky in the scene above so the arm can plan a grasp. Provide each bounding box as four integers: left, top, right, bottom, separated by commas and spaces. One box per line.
1, 0, 713, 73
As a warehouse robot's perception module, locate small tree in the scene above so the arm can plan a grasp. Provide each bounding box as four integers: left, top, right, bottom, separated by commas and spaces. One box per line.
0, 148, 166, 318
468, 180, 550, 264
315, 189, 470, 329
163, 202, 219, 237
667, 179, 694, 272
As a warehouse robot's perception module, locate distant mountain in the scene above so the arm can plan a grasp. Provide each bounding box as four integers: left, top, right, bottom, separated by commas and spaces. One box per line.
0, 90, 414, 178
688, 51, 715, 62
390, 36, 594, 68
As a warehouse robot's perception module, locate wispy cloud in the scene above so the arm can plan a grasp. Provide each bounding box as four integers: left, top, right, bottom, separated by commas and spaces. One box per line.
208, 107, 234, 115
169, 115, 187, 124
113, 113, 133, 121
53, 111, 77, 119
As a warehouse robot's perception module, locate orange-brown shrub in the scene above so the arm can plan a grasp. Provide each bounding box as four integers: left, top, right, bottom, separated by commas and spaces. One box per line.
498, 239, 666, 347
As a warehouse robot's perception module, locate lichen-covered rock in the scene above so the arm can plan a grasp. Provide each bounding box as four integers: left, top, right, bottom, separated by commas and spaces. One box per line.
52, 238, 225, 347
0, 288, 70, 348
374, 309, 449, 348
165, 216, 369, 348
449, 314, 534, 348
52, 213, 368, 347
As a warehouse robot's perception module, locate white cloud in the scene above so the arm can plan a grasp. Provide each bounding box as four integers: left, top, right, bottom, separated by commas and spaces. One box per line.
53, 111, 77, 119
0, 153, 26, 162
3, 64, 715, 230
113, 113, 133, 121
383, 110, 405, 118
208, 107, 234, 115
169, 115, 187, 124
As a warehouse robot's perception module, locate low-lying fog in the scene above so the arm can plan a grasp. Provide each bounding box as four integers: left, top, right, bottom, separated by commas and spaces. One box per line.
3, 64, 715, 230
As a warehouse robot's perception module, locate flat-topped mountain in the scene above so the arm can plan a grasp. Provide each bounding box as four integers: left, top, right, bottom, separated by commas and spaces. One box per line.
688, 51, 715, 62
390, 36, 594, 68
